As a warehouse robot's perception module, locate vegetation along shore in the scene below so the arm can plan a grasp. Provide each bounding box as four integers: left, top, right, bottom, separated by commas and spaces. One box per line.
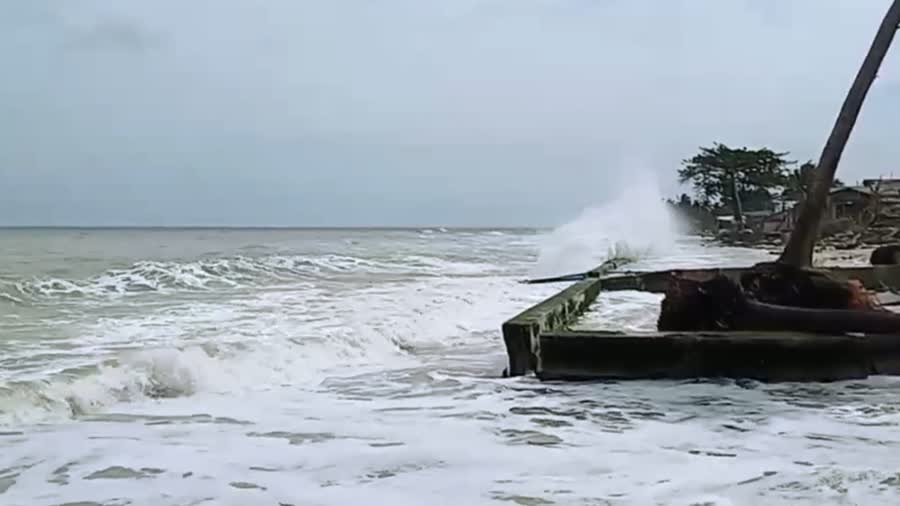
667, 142, 900, 254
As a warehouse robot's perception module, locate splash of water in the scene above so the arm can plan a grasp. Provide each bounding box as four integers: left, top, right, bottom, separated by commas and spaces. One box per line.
530, 170, 688, 278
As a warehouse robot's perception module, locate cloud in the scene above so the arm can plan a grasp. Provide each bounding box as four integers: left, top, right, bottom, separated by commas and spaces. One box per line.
65, 18, 159, 53
1, 0, 898, 226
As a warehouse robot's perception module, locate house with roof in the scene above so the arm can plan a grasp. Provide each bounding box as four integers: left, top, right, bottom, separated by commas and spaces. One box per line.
757, 184, 878, 237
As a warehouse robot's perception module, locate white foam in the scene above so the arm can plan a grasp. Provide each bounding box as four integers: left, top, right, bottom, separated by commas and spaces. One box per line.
530, 169, 688, 278
6, 253, 493, 302
3, 230, 899, 505
0, 269, 551, 425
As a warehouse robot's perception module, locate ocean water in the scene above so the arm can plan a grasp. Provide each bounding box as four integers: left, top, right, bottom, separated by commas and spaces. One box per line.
2, 227, 900, 506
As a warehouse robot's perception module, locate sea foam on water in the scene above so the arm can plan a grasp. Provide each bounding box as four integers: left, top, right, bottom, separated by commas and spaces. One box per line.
2, 229, 900, 505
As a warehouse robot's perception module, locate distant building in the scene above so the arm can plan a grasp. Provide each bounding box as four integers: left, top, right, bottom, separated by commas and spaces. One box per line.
716, 177, 898, 239
863, 178, 900, 193
827, 185, 874, 222
756, 185, 876, 237
761, 208, 794, 235
715, 210, 776, 234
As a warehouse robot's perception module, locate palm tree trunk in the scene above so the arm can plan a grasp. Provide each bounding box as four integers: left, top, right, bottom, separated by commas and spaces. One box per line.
779, 0, 900, 267
731, 175, 744, 240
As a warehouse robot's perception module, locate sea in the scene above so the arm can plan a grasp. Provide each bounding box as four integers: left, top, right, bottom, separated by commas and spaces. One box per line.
2, 216, 900, 505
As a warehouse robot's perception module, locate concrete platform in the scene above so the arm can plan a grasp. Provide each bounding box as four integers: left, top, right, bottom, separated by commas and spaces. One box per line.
537, 330, 900, 382
501, 258, 631, 376
502, 263, 900, 381
599, 264, 900, 293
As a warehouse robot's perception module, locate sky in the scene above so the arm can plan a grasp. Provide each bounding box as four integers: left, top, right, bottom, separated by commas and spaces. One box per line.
2, 0, 899, 227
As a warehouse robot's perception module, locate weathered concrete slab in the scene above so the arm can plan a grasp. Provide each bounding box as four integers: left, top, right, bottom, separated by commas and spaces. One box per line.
501, 258, 631, 377
503, 262, 900, 381
599, 264, 900, 293
536, 330, 900, 382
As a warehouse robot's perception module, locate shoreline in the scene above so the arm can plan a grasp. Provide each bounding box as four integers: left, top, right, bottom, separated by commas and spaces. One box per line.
697, 233, 877, 267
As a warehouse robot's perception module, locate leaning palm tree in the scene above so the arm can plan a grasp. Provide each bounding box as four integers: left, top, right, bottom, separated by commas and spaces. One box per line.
779, 0, 900, 267
659, 1, 900, 333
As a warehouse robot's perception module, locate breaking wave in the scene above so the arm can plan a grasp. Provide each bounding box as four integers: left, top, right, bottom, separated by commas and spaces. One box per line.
529, 170, 688, 278
2, 253, 498, 302
0, 268, 529, 425
0, 347, 227, 424
0, 324, 417, 425
0, 229, 545, 425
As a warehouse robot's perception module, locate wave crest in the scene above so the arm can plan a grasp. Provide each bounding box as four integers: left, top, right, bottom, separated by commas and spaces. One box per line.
2, 253, 465, 301
0, 346, 223, 424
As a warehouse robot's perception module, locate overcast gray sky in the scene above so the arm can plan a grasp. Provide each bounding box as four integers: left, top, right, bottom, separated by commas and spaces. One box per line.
2, 0, 899, 227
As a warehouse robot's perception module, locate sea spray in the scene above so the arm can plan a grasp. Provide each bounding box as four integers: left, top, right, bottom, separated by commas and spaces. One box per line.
529, 170, 689, 278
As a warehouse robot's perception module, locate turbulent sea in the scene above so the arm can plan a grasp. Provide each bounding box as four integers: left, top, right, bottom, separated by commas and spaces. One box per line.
1, 226, 900, 506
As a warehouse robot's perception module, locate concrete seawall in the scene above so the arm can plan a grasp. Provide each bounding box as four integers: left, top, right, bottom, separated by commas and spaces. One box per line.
537, 330, 900, 382
503, 263, 900, 381
501, 258, 630, 377
599, 264, 900, 293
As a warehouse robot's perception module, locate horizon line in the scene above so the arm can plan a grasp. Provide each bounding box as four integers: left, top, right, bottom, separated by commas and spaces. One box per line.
0, 225, 548, 231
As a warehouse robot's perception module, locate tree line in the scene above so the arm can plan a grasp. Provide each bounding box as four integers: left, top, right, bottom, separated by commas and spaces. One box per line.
669, 142, 845, 227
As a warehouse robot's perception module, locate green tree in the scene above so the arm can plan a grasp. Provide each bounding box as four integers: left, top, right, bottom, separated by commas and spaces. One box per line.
678, 143, 794, 227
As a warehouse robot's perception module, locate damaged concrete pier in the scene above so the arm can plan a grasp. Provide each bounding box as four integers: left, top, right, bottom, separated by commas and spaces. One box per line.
502, 263, 900, 382
501, 258, 631, 377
